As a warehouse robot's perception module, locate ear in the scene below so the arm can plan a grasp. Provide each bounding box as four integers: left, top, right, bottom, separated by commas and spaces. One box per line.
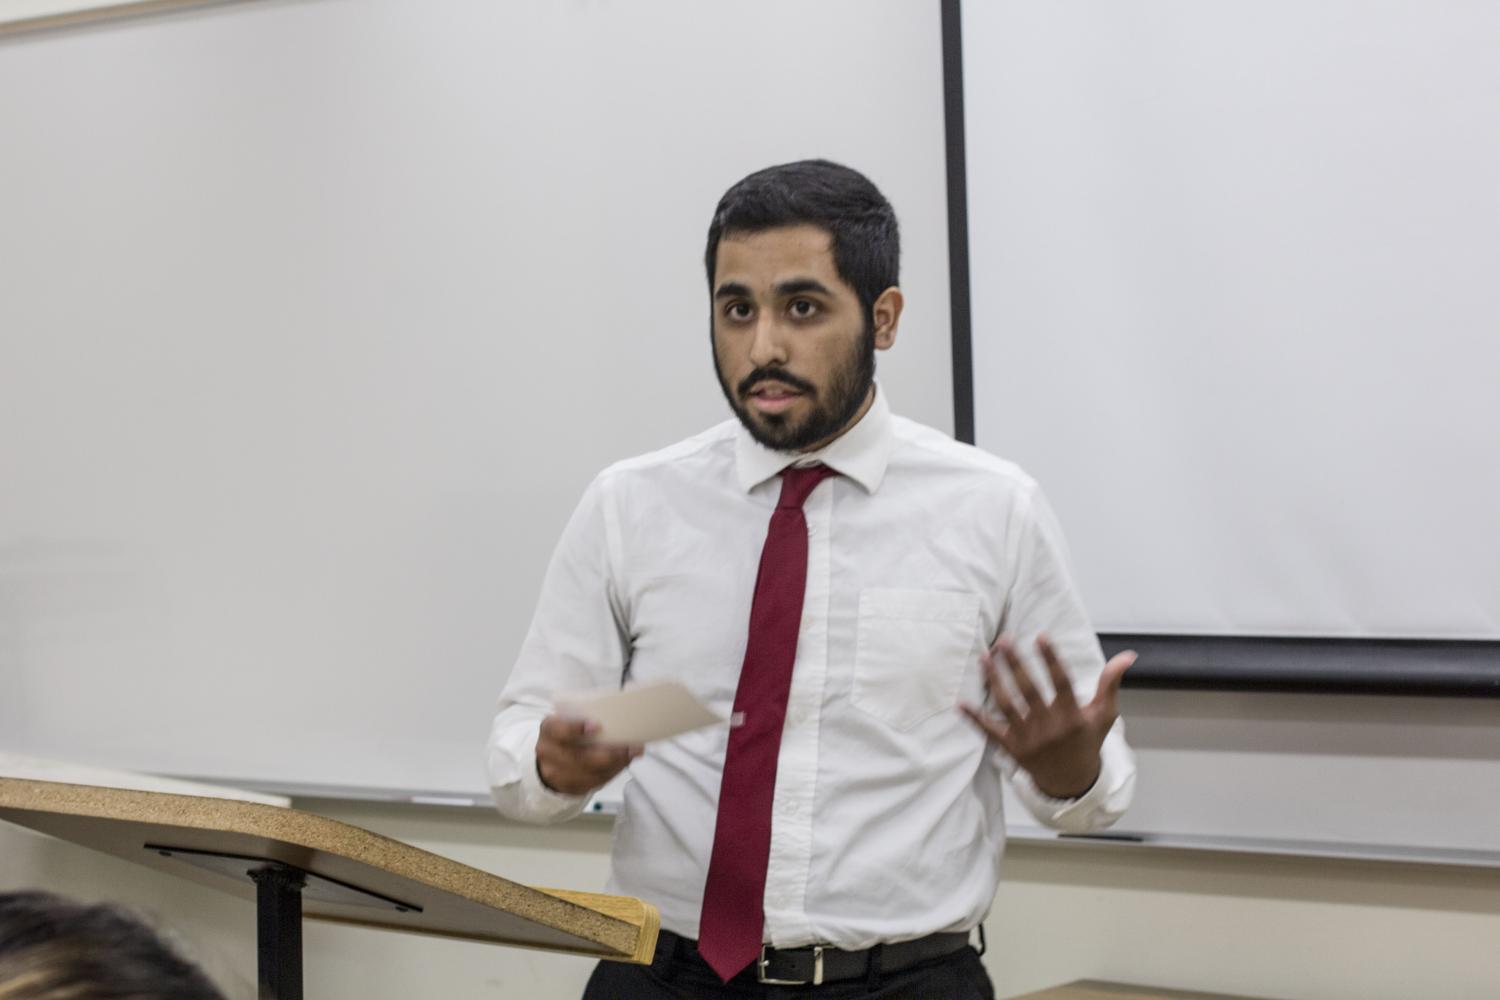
871, 287, 903, 351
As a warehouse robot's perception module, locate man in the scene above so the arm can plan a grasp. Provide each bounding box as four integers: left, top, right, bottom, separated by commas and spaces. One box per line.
487, 160, 1136, 998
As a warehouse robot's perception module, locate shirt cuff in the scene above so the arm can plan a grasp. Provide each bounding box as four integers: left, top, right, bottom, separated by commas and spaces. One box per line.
486, 716, 590, 824
1008, 730, 1135, 835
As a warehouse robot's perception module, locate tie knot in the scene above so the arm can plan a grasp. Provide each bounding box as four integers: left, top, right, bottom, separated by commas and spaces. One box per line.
777, 463, 837, 510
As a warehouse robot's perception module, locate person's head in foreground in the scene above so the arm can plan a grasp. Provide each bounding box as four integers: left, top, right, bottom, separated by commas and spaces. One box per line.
0, 891, 224, 1000
705, 158, 904, 453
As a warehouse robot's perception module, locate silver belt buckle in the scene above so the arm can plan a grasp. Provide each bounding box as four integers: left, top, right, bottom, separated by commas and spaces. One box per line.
756, 944, 824, 986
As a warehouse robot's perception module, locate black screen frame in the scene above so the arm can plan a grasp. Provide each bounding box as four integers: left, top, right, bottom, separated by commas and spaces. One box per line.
939, 0, 1500, 696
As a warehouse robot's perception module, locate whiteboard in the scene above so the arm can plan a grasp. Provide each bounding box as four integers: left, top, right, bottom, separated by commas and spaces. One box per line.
961, 0, 1500, 640
0, 0, 954, 796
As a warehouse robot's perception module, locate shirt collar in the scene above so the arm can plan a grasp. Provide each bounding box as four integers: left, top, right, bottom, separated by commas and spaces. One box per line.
734, 383, 894, 495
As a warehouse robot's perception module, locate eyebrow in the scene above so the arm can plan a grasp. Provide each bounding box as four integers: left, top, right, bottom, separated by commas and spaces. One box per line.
775, 278, 833, 298
714, 281, 753, 301
712, 278, 835, 300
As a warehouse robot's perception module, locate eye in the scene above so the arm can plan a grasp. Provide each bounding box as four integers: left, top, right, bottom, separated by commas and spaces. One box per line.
789, 298, 818, 319
724, 302, 753, 321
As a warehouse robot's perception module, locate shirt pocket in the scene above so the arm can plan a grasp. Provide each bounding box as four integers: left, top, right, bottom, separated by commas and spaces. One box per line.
852, 588, 983, 731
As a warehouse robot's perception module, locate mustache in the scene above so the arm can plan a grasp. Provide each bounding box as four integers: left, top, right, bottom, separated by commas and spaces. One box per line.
738, 368, 816, 397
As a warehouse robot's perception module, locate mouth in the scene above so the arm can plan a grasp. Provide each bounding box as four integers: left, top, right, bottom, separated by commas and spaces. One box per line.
746, 382, 805, 415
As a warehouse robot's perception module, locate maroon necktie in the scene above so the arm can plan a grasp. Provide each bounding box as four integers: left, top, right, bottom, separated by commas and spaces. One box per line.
697, 463, 837, 982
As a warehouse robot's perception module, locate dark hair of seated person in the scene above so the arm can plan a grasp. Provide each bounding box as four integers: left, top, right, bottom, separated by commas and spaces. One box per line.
0, 891, 224, 1000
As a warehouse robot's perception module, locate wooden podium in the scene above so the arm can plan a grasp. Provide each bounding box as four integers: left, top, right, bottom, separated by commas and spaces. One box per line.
0, 777, 659, 999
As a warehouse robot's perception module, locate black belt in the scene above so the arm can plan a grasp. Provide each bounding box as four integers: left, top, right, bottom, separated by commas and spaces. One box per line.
653, 929, 973, 986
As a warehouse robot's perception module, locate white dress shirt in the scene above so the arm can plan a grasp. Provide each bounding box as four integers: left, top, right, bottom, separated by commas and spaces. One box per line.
487, 388, 1134, 950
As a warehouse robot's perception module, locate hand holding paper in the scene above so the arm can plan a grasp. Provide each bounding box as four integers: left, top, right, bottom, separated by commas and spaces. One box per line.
554, 681, 726, 745
536, 681, 726, 796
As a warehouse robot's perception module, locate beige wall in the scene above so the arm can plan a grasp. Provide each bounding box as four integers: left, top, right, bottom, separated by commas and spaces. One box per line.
4, 799, 1498, 1000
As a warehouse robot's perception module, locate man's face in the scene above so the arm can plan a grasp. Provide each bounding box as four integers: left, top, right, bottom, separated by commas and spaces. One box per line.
711, 225, 879, 452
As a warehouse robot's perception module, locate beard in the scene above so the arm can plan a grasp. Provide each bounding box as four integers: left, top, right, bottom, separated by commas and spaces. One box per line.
715, 320, 877, 453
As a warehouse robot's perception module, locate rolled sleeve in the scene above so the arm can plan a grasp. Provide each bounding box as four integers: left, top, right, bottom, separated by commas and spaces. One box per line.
485, 472, 629, 824
998, 481, 1138, 833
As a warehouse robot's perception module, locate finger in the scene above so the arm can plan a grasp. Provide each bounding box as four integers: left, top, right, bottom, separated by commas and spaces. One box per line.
979, 648, 1002, 702
998, 636, 1045, 712
610, 742, 641, 765
539, 714, 594, 747
959, 702, 1016, 755
1036, 633, 1078, 709
581, 742, 634, 772
980, 651, 1025, 728
1091, 650, 1137, 718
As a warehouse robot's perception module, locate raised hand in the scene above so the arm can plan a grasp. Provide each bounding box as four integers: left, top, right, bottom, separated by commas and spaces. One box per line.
960, 634, 1135, 799
535, 714, 643, 796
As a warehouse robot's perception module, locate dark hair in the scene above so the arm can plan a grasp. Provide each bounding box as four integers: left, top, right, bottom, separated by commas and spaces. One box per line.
0, 891, 224, 1000
704, 160, 900, 317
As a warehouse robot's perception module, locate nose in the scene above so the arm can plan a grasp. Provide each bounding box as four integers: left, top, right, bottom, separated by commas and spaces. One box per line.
748, 316, 789, 369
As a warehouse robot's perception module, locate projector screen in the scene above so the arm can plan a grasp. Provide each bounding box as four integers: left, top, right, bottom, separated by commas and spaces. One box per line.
959, 1, 1500, 643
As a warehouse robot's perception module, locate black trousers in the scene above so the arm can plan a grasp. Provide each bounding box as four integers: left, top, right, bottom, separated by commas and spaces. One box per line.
581, 940, 995, 1000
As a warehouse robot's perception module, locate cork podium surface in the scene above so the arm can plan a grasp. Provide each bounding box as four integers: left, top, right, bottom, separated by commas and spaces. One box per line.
0, 776, 658, 964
